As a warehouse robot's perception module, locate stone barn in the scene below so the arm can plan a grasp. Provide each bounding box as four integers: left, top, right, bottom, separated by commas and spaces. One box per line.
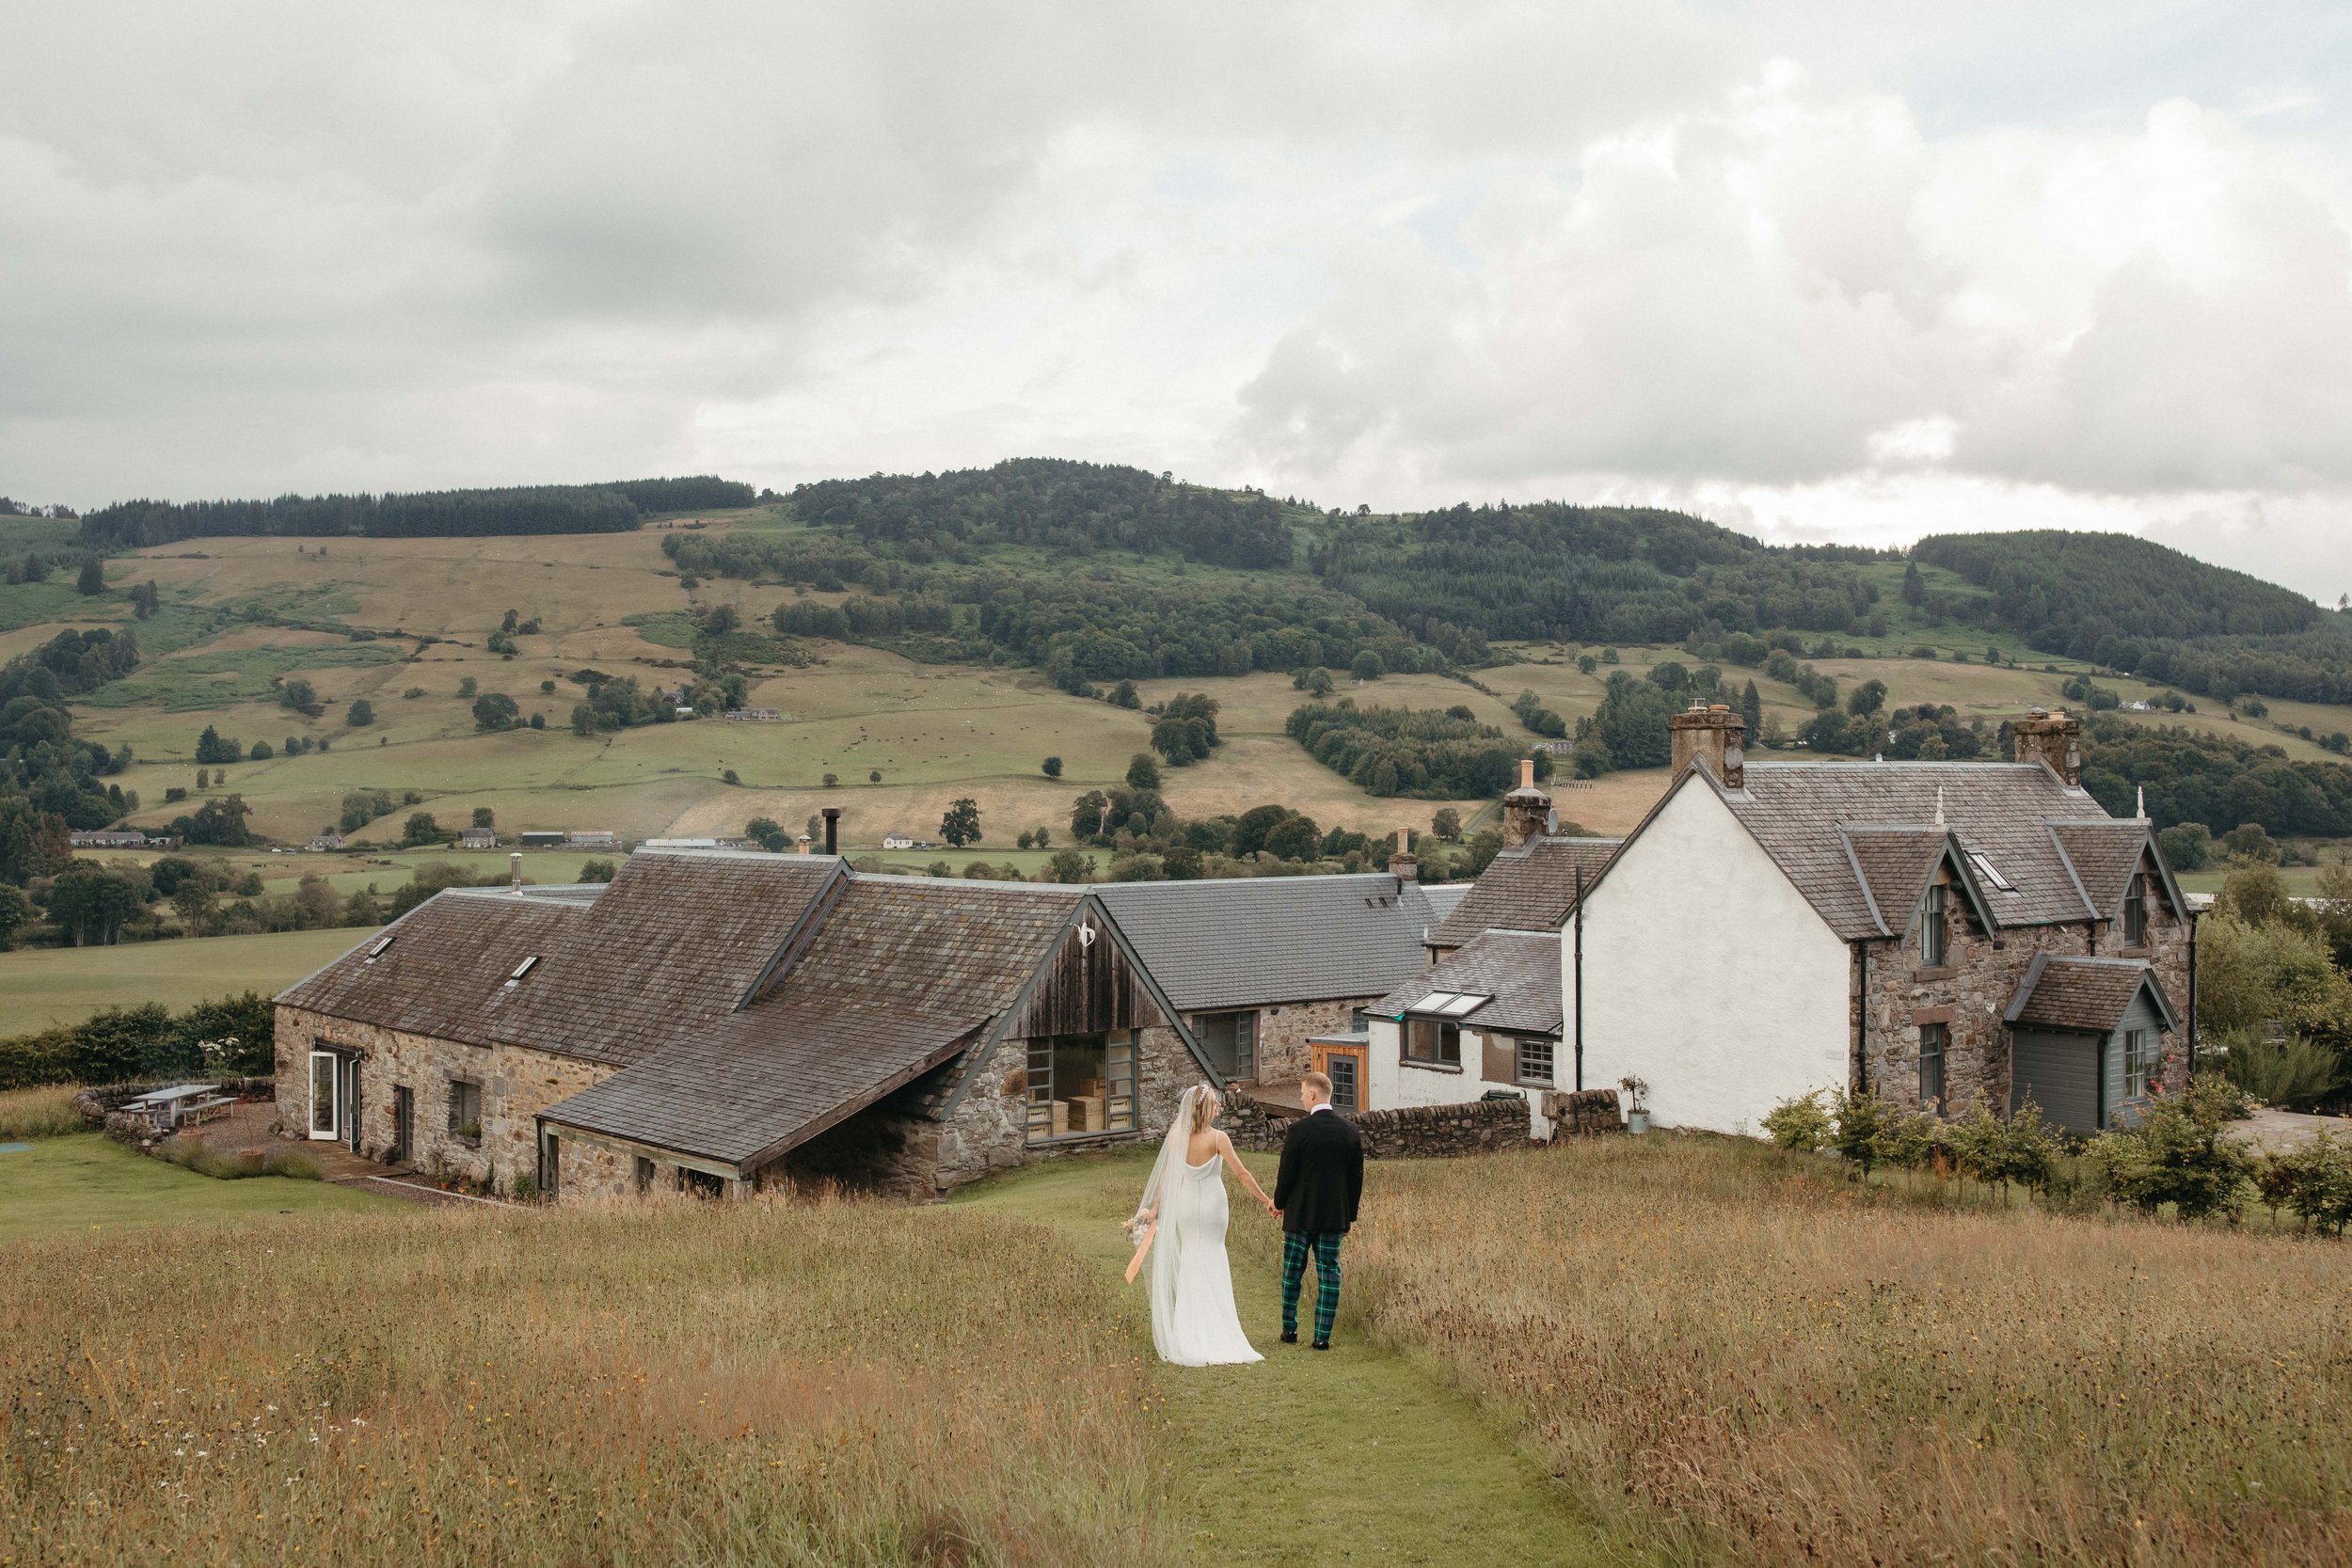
274, 850, 1217, 1200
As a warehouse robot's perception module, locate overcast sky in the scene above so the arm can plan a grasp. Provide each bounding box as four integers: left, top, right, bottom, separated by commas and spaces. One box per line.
4, 2, 2348, 594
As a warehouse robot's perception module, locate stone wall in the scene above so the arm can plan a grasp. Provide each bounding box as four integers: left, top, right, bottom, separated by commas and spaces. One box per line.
1244, 996, 1375, 1084
274, 1005, 611, 1191
1856, 871, 2195, 1115
1219, 1089, 1533, 1158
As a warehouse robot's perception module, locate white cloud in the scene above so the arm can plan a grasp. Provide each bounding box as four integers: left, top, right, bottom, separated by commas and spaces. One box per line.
0, 0, 2346, 601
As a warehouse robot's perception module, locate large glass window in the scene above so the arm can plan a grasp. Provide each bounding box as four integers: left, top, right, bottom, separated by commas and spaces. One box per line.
1025, 1032, 1137, 1143
1404, 1016, 1462, 1068
1920, 883, 1948, 968
1919, 1023, 1947, 1111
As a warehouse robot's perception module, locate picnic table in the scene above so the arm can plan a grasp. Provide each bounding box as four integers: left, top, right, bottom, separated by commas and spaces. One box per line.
120, 1084, 232, 1132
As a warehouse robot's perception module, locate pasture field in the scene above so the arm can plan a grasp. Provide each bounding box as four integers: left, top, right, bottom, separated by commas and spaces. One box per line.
13, 513, 2352, 860
0, 926, 371, 1028
0, 1133, 390, 1243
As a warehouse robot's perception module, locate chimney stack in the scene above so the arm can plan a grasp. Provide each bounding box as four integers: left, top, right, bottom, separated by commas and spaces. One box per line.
1390, 829, 1419, 882
820, 807, 840, 855
1502, 757, 1553, 848
510, 851, 523, 892
2012, 708, 2083, 787
1670, 703, 1746, 789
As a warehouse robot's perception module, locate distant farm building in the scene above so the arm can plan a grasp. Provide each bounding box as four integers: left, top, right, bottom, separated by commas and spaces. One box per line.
459, 827, 498, 850
882, 832, 917, 850
723, 708, 781, 722
519, 832, 568, 849
565, 831, 620, 849
305, 832, 348, 852
69, 830, 151, 848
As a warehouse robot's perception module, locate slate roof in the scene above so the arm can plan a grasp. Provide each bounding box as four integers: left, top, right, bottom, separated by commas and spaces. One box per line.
2047, 819, 2173, 922
1428, 835, 1620, 947
280, 851, 843, 1067
1419, 883, 1470, 925
1708, 761, 2131, 939
2004, 954, 2179, 1034
1091, 874, 1438, 1010
1372, 930, 1562, 1037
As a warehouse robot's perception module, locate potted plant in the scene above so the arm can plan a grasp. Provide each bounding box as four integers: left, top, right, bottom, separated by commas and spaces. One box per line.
1619, 1076, 1651, 1134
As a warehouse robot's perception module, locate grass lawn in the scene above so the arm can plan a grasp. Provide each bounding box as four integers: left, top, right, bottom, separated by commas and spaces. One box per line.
957, 1148, 1604, 1566
0, 1132, 391, 1243
0, 925, 370, 1028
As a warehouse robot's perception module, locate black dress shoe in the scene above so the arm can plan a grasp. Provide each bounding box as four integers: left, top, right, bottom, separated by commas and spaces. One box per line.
1279, 1331, 1297, 1344
1310, 1340, 1330, 1351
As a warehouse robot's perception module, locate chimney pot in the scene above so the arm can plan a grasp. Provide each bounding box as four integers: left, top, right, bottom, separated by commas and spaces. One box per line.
1390, 828, 1420, 882
510, 851, 522, 891
1518, 757, 1534, 789
820, 806, 840, 855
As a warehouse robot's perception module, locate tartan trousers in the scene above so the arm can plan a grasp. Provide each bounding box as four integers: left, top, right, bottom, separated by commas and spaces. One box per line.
1280, 1230, 1343, 1343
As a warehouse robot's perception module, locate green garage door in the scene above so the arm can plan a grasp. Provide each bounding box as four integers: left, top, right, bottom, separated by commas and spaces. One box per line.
2011, 1028, 2102, 1135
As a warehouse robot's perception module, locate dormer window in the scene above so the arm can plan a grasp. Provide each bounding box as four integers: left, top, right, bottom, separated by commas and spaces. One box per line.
2122, 872, 2147, 946
1921, 882, 1948, 968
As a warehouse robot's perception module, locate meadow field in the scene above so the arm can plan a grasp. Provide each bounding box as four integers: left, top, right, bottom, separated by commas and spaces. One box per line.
6, 1121, 2348, 1566
0, 925, 368, 1028
18, 510, 2328, 865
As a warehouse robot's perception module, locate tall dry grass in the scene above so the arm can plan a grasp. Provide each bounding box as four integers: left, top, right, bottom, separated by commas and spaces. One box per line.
1356, 1136, 2352, 1568
0, 1083, 84, 1141
0, 1195, 1175, 1567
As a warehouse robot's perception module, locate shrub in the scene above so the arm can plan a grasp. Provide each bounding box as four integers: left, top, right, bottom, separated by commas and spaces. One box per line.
2258, 1133, 2352, 1235
2216, 1027, 2348, 1110
1940, 1097, 2061, 1196
2085, 1077, 2254, 1220
1761, 1091, 1833, 1152
156, 1137, 321, 1180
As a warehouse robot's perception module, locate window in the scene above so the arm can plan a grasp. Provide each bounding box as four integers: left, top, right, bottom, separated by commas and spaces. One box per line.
1516, 1037, 1555, 1087
1967, 851, 2016, 893
1025, 1031, 1138, 1143
1918, 1022, 1947, 1110
633, 1155, 656, 1195
1920, 883, 1948, 968
1404, 1016, 1462, 1068
2122, 872, 2147, 946
1327, 1052, 1360, 1112
447, 1079, 483, 1145
1193, 1012, 1258, 1080
1348, 1006, 1370, 1033
2123, 1028, 2153, 1098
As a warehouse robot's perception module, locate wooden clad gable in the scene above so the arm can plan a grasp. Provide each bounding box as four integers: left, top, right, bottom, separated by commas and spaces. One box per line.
1008, 911, 1167, 1039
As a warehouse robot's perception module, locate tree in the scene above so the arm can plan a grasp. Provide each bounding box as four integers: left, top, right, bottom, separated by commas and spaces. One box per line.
1901, 559, 1925, 606
402, 812, 443, 847
1045, 848, 1096, 883
76, 556, 103, 595
1125, 752, 1161, 791
457, 676, 478, 699
472, 692, 521, 731
1041, 756, 1063, 778
1032, 826, 1050, 848
1108, 680, 1140, 709
49, 859, 142, 945
131, 579, 161, 618
1351, 650, 1385, 682
248, 740, 273, 760
1150, 693, 1220, 766
172, 880, 216, 934
1263, 814, 1323, 861
346, 698, 374, 727
1740, 680, 1763, 747
0, 882, 29, 950
941, 798, 982, 847
579, 858, 617, 882
1847, 679, 1888, 718
471, 807, 495, 829
195, 725, 240, 765
1430, 808, 1463, 842
745, 816, 788, 852
280, 677, 318, 711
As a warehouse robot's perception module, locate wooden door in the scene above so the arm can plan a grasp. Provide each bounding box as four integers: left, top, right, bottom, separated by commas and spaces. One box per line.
1311, 1042, 1368, 1113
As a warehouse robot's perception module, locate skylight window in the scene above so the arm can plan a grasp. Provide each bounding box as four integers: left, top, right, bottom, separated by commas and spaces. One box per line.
1412, 990, 1490, 1017
1967, 851, 2018, 894
363, 936, 394, 961
503, 956, 540, 987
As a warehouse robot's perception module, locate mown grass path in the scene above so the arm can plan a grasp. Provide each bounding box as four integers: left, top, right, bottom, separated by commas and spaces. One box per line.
957, 1148, 1609, 1567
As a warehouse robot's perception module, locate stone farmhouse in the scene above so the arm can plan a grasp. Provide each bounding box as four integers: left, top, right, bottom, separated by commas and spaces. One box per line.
1567, 705, 2192, 1137
275, 850, 1223, 1200
1094, 870, 1447, 1114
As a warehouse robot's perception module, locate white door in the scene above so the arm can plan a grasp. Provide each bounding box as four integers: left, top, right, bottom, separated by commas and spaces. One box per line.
308, 1051, 341, 1141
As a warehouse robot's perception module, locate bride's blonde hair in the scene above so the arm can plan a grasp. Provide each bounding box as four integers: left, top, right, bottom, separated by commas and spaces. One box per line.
1186, 1084, 1218, 1134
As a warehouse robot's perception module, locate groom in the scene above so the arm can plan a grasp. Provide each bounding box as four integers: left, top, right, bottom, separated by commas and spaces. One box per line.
1272, 1069, 1364, 1350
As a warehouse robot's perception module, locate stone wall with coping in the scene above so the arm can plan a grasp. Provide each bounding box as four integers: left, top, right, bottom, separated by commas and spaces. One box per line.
1219, 1089, 1534, 1158
273, 1005, 610, 1192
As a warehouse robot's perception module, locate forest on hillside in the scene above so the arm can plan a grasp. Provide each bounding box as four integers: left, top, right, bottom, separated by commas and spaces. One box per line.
791, 458, 1295, 570
75, 477, 754, 548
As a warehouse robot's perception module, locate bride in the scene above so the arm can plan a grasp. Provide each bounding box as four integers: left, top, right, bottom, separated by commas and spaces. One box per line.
1127, 1084, 1276, 1367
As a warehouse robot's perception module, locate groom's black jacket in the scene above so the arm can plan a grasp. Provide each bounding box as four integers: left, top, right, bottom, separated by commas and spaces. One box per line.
1274, 1107, 1364, 1236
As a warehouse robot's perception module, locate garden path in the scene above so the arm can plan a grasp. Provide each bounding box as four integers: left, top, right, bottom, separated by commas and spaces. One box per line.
958, 1148, 1609, 1568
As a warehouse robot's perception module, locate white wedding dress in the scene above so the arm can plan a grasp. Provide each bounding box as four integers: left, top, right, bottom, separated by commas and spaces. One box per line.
1148, 1152, 1263, 1367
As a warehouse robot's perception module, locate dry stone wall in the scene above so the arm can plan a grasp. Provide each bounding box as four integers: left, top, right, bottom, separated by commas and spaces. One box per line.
1220, 1090, 1532, 1158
